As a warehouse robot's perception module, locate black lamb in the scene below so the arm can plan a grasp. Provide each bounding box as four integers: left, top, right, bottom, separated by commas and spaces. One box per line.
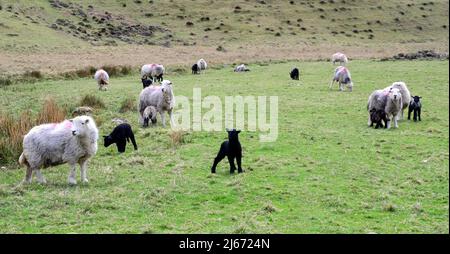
192, 63, 200, 74
103, 123, 138, 153
211, 129, 243, 174
370, 109, 389, 129
290, 67, 299, 80
408, 96, 422, 122
141, 78, 153, 89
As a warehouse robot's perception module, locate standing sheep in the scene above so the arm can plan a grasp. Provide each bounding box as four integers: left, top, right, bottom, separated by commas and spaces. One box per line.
408, 95, 422, 122
331, 52, 348, 65
329, 66, 353, 91
384, 88, 403, 128
197, 59, 207, 73
383, 82, 411, 120
94, 69, 109, 91
141, 64, 165, 84
19, 115, 99, 184
143, 105, 157, 127
192, 63, 200, 74
138, 80, 175, 128
290, 67, 299, 80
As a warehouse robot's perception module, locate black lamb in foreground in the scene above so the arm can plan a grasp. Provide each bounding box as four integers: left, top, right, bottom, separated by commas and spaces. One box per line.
211, 129, 243, 174
408, 96, 422, 122
104, 123, 138, 153
192, 63, 200, 74
141, 78, 153, 89
369, 109, 389, 129
290, 68, 299, 80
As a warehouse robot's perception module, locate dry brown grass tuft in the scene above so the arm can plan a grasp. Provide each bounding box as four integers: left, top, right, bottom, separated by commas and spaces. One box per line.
79, 94, 105, 109
119, 97, 136, 113
35, 97, 66, 125
169, 130, 186, 147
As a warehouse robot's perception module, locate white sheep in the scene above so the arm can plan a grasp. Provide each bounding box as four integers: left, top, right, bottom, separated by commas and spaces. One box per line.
138, 80, 175, 128
197, 59, 207, 73
19, 115, 99, 184
329, 66, 353, 91
331, 52, 348, 65
94, 69, 109, 91
141, 64, 165, 83
142, 106, 157, 127
383, 81, 411, 120
234, 64, 250, 72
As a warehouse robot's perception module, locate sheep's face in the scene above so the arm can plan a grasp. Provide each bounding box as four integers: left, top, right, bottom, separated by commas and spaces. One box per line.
70, 116, 93, 137
226, 128, 241, 142
103, 135, 114, 147
388, 88, 401, 102
412, 96, 422, 103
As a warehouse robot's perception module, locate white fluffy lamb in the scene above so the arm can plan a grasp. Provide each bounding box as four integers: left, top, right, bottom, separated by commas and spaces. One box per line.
197, 59, 207, 73
234, 64, 250, 72
94, 69, 109, 91
138, 80, 175, 128
19, 115, 99, 184
383, 81, 411, 120
331, 52, 348, 65
367, 88, 403, 129
141, 64, 165, 83
329, 66, 353, 91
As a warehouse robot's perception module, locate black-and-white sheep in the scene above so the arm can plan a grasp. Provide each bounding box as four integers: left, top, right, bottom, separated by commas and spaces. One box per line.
197, 59, 207, 73
408, 96, 422, 122
192, 63, 200, 74
141, 64, 165, 84
138, 80, 175, 128
329, 66, 353, 91
19, 115, 99, 184
234, 64, 250, 72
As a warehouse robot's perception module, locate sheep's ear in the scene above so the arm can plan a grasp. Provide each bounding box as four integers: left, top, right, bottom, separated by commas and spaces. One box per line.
161, 88, 165, 92
419, 96, 422, 99
237, 130, 241, 133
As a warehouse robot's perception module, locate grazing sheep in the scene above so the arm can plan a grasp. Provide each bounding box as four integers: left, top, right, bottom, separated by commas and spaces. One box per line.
369, 108, 389, 129
384, 82, 411, 120
143, 105, 157, 127
141, 64, 165, 83
72, 106, 93, 116
211, 129, 243, 174
408, 95, 422, 121
19, 115, 98, 185
331, 52, 348, 65
94, 69, 109, 91
290, 67, 299, 80
329, 66, 353, 91
111, 118, 128, 125
367, 89, 386, 126
197, 58, 207, 73
103, 123, 137, 153
138, 80, 175, 128
234, 64, 250, 72
192, 63, 200, 74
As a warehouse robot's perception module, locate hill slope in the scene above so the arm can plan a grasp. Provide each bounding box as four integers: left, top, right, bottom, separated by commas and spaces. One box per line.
0, 0, 448, 73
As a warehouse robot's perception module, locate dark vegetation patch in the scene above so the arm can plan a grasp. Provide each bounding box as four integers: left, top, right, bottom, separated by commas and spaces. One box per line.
381, 50, 449, 61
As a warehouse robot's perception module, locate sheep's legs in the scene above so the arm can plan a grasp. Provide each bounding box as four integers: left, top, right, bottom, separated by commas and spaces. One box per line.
227, 156, 237, 174
211, 153, 225, 174
80, 160, 89, 183
35, 169, 47, 184
161, 112, 166, 127
367, 114, 373, 127
236, 154, 243, 173
23, 166, 33, 184
418, 108, 421, 121
393, 114, 399, 128
68, 163, 77, 185
168, 110, 174, 128
329, 79, 335, 90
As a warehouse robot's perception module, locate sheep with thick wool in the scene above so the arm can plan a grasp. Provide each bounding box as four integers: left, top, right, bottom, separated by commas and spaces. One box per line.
94, 69, 109, 91
331, 52, 348, 65
383, 82, 411, 120
197, 59, 207, 73
367, 88, 403, 129
329, 66, 353, 91
19, 115, 98, 184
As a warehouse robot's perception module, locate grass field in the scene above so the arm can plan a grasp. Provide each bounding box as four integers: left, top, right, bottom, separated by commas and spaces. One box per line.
0, 60, 448, 233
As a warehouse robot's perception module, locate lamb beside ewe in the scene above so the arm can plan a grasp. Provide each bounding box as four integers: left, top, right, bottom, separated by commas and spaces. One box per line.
138, 80, 175, 128
143, 105, 157, 127
331, 52, 348, 65
329, 66, 353, 91
94, 69, 109, 91
197, 59, 207, 73
408, 95, 422, 122
367, 88, 403, 129
19, 115, 98, 184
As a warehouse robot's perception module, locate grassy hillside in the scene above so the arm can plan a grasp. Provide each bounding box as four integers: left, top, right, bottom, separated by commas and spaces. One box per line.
0, 60, 448, 233
0, 0, 448, 74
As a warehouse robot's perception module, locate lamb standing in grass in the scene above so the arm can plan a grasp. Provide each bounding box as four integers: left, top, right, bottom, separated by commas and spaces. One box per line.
197, 59, 207, 73
142, 105, 157, 127
138, 80, 175, 128
234, 64, 250, 72
19, 115, 98, 184
329, 66, 353, 91
331, 52, 348, 65
94, 69, 109, 91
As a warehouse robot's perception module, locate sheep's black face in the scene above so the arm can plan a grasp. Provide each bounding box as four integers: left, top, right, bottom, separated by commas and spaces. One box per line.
103, 135, 114, 147
413, 96, 421, 103
227, 129, 241, 142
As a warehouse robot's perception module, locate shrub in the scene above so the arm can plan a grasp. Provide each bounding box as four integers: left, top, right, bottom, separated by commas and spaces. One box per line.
35, 97, 66, 125
0, 111, 34, 164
